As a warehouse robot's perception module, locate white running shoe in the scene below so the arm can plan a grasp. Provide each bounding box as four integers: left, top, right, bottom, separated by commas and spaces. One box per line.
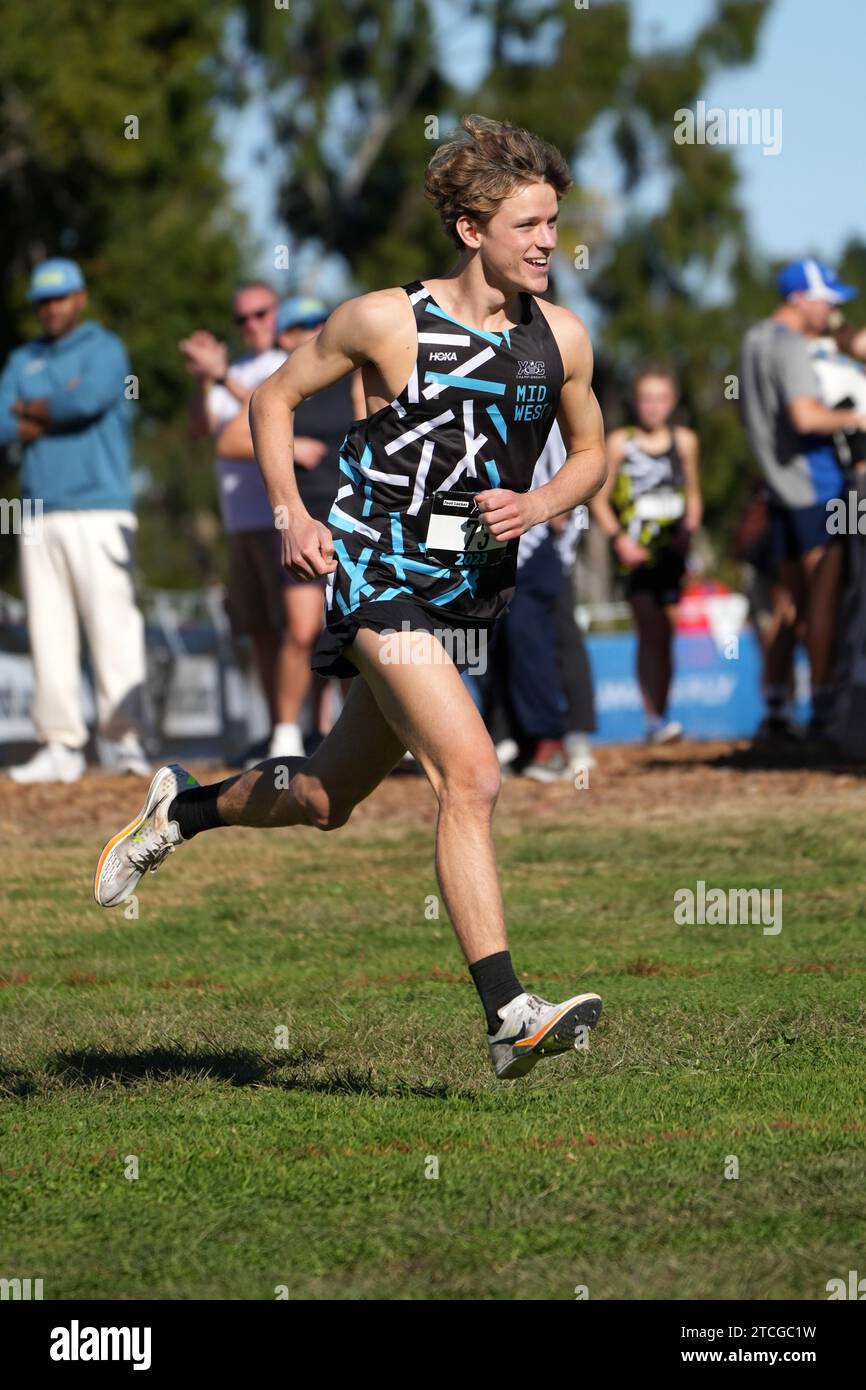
495, 738, 519, 768
522, 740, 572, 783
98, 735, 151, 776
8, 742, 85, 784
646, 720, 683, 746
488, 990, 603, 1080
94, 763, 198, 907
565, 734, 596, 773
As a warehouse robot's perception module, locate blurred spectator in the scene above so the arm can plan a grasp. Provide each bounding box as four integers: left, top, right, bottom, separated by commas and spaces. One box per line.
810, 315, 866, 469
739, 259, 866, 740
553, 527, 597, 773
590, 368, 702, 743
180, 283, 286, 755
734, 479, 788, 705
272, 293, 364, 750
0, 258, 148, 783
811, 316, 866, 749
486, 421, 595, 781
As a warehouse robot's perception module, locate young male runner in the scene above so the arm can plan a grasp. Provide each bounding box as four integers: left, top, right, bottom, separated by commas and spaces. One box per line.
94, 116, 608, 1080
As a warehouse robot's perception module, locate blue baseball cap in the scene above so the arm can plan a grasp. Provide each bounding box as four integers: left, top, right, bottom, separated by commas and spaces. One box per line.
26, 258, 87, 302
276, 296, 328, 333
777, 258, 857, 305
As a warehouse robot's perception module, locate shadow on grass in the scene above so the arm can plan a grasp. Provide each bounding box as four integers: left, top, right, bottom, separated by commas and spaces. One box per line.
0, 1047, 462, 1102
0, 1066, 38, 1099
645, 743, 866, 776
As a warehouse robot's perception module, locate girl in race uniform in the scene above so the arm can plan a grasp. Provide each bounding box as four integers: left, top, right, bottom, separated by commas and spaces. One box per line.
590, 367, 702, 743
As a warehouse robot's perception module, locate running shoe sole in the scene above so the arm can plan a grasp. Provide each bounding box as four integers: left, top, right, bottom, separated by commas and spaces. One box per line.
93, 764, 190, 907
499, 993, 603, 1078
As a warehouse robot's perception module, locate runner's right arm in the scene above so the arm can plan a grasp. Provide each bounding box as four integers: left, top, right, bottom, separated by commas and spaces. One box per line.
217, 404, 327, 468
249, 293, 398, 579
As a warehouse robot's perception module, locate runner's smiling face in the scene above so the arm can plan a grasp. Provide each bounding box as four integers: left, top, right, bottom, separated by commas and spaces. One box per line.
461, 181, 560, 296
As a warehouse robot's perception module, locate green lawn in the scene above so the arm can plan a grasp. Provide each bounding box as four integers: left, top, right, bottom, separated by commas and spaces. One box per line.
1, 772, 864, 1299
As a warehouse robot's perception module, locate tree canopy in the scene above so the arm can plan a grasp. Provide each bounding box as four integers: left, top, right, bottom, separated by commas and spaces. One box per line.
5, 0, 858, 591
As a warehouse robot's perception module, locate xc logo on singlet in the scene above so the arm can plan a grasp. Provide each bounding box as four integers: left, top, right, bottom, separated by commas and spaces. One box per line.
517, 359, 545, 379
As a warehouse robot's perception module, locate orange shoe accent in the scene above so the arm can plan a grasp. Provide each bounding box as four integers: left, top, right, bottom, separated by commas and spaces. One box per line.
93, 809, 148, 903
513, 999, 576, 1050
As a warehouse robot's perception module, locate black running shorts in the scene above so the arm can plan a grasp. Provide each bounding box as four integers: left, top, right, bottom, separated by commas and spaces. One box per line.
311, 597, 492, 679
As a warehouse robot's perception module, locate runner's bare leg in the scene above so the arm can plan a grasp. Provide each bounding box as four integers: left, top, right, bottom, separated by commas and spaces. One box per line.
199, 626, 505, 965
215, 675, 406, 828
344, 627, 506, 965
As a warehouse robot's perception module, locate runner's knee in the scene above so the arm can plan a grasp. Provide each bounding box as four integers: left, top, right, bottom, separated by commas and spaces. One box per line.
436, 756, 501, 812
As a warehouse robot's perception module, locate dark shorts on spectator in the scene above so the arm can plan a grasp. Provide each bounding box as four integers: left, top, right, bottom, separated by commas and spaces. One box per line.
767, 499, 841, 567
625, 549, 686, 607
227, 529, 325, 637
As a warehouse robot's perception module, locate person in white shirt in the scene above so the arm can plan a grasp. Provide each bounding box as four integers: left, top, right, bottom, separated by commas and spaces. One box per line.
180, 285, 287, 754
216, 298, 366, 756
810, 320, 866, 466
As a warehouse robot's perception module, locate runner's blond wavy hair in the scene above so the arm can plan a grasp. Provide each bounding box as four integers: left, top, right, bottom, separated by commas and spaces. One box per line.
424, 115, 572, 250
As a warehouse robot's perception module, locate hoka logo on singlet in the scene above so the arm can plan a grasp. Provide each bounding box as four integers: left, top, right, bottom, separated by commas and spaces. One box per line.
430, 351, 458, 362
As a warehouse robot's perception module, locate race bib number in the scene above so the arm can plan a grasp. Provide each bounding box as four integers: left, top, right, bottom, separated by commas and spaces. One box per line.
634, 489, 685, 523
424, 491, 507, 567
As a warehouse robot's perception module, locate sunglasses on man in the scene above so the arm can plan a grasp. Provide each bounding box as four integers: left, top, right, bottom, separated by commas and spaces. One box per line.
234, 306, 273, 325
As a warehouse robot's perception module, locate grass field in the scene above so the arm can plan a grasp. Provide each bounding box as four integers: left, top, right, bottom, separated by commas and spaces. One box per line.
1, 745, 865, 1300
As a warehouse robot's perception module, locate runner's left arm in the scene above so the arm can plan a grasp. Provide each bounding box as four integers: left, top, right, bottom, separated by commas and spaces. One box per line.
476, 310, 606, 542
537, 311, 606, 522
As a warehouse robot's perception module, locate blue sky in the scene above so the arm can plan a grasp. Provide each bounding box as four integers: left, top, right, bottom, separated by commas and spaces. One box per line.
219, 0, 865, 290
631, 0, 865, 263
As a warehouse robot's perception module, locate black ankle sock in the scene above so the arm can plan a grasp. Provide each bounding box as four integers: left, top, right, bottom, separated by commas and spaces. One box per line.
168, 783, 228, 840
469, 951, 524, 1034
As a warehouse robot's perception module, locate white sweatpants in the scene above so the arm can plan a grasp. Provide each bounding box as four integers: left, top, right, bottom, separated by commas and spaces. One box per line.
19, 509, 146, 748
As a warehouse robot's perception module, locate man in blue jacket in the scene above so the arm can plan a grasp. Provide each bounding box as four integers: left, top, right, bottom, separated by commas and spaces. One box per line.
0, 258, 149, 782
